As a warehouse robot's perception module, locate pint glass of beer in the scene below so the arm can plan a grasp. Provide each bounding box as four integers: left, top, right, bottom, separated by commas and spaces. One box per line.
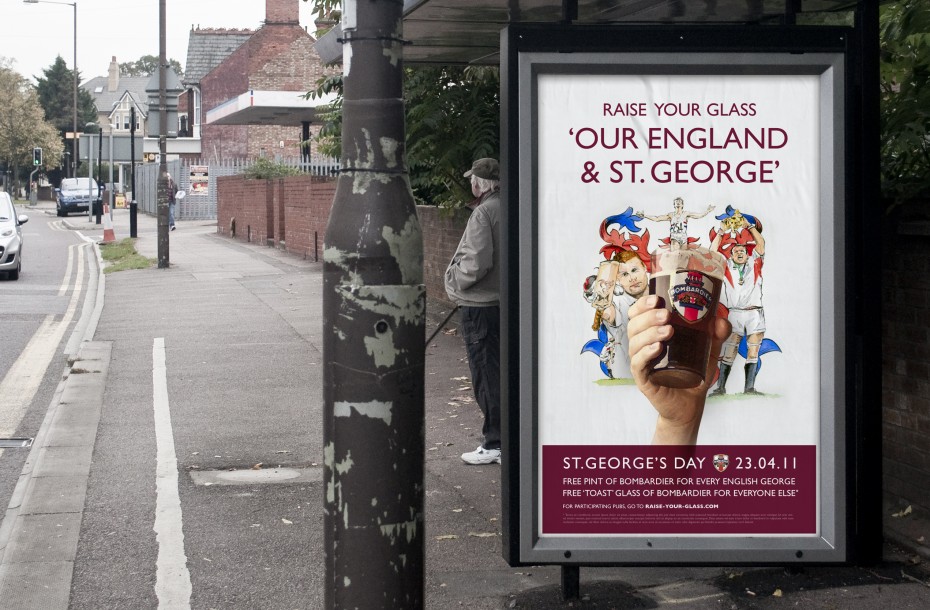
647, 246, 727, 388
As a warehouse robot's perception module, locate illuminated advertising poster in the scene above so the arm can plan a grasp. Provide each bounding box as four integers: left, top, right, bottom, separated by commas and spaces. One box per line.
537, 72, 821, 537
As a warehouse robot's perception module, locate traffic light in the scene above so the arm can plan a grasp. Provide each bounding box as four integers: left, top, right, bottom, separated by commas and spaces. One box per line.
33, 147, 42, 166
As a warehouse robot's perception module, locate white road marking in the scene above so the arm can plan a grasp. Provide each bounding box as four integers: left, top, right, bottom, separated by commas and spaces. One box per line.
0, 243, 85, 438
152, 338, 193, 609
59, 243, 77, 295
63, 242, 103, 357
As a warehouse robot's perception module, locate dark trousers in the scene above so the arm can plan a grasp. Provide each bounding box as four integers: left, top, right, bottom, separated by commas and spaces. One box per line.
460, 305, 501, 450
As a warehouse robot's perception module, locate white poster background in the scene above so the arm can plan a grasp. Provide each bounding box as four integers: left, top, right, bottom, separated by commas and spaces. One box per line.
537, 73, 820, 447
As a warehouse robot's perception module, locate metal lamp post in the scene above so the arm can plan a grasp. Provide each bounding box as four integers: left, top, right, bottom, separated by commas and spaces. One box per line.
323, 1, 425, 607
24, 0, 78, 179
85, 122, 96, 221
108, 123, 115, 218
157, 0, 169, 268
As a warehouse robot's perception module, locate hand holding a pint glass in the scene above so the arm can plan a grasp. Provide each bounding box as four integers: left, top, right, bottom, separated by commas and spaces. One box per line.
627, 248, 731, 445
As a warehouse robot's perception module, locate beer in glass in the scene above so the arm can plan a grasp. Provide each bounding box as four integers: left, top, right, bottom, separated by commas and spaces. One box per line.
648, 247, 727, 388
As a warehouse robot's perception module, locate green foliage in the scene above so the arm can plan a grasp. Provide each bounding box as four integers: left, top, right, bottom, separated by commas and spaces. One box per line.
405, 66, 499, 209
307, 65, 499, 211
880, 2, 930, 208
242, 157, 301, 180
305, 0, 340, 19
303, 0, 340, 36
0, 63, 64, 180
100, 238, 154, 273
33, 56, 97, 184
304, 2, 500, 210
34, 56, 97, 135
118, 55, 184, 79
305, 74, 343, 159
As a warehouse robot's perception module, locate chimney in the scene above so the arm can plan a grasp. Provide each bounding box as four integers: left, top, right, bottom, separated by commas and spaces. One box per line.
107, 56, 119, 92
265, 0, 299, 24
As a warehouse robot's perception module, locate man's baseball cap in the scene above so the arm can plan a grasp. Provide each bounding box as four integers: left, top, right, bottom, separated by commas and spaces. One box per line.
464, 158, 499, 181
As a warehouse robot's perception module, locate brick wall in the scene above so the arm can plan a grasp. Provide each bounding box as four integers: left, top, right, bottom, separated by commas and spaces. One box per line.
418, 205, 469, 307
199, 21, 338, 162
246, 31, 338, 160
215, 177, 469, 307
271, 179, 285, 248
883, 213, 930, 515
217, 174, 337, 260
265, 0, 299, 23
200, 41, 249, 159
215, 176, 272, 244
282, 176, 335, 260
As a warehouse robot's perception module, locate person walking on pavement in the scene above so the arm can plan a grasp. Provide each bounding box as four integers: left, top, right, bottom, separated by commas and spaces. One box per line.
166, 172, 177, 231
445, 158, 502, 465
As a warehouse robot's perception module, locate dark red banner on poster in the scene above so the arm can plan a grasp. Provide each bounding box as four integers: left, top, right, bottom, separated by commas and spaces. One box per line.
542, 445, 816, 534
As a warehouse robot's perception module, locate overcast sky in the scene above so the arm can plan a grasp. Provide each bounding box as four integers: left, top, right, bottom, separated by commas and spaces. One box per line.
2, 0, 318, 83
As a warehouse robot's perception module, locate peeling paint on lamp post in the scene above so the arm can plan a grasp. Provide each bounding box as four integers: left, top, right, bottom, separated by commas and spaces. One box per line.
157, 0, 169, 268
322, 0, 425, 608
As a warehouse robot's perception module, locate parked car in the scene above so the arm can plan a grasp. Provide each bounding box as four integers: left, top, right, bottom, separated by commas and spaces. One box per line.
0, 192, 27, 280
56, 177, 99, 216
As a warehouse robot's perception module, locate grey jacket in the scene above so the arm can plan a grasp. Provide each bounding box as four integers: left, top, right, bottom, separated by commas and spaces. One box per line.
444, 189, 500, 307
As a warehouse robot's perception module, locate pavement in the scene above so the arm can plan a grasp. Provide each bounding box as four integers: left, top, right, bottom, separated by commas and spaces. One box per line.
1, 200, 929, 608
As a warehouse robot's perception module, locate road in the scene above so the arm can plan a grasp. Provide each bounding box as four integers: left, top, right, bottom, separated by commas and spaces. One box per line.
0, 208, 98, 552
69, 223, 325, 609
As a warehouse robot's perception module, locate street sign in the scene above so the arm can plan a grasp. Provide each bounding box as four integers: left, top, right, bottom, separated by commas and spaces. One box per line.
78, 134, 144, 163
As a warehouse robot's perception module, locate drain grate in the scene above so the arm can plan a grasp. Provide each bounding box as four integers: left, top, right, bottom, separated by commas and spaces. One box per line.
0, 438, 34, 448
190, 467, 321, 486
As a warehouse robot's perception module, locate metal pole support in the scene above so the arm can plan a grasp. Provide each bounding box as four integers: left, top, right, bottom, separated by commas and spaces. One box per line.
28, 169, 38, 206
561, 565, 580, 601
130, 201, 138, 237
130, 107, 137, 238
322, 1, 425, 607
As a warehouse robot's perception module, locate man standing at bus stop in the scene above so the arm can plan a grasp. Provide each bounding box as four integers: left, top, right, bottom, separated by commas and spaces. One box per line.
445, 158, 502, 465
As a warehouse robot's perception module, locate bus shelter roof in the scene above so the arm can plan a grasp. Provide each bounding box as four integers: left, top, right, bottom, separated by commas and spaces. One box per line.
315, 0, 864, 66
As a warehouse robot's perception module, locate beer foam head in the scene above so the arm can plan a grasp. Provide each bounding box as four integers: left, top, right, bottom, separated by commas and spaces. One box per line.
651, 246, 726, 279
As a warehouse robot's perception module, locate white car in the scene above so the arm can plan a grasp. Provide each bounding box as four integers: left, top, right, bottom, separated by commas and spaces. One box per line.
0, 192, 28, 280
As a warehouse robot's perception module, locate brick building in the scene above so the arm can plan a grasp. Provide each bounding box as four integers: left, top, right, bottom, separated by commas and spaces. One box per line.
182, 27, 255, 143
185, 0, 337, 162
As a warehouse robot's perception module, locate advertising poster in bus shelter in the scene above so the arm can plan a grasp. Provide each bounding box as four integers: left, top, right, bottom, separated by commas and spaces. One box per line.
536, 72, 822, 537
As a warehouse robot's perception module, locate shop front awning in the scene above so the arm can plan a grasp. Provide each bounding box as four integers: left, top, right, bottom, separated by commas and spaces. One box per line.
205, 89, 338, 126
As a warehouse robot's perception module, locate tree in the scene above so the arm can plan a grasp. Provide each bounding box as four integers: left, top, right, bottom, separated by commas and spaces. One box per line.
34, 56, 97, 182
119, 55, 184, 79
405, 66, 499, 208
35, 56, 97, 136
305, 0, 499, 210
304, 0, 340, 35
880, 2, 930, 208
308, 65, 499, 210
0, 62, 65, 194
